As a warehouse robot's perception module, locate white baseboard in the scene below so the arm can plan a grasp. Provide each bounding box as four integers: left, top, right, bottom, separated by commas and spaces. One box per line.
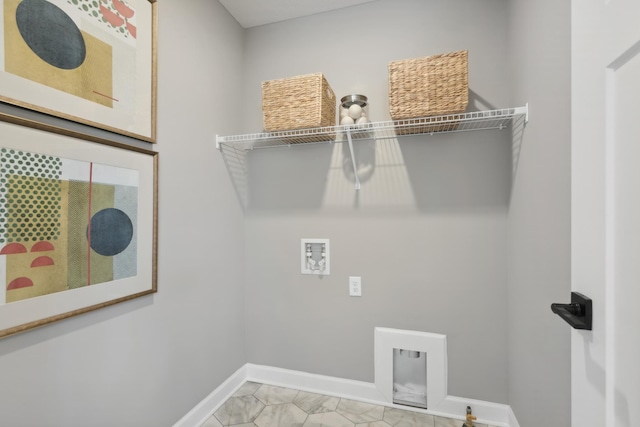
245, 363, 387, 403
507, 406, 522, 427
173, 363, 519, 427
172, 365, 248, 427
430, 395, 512, 427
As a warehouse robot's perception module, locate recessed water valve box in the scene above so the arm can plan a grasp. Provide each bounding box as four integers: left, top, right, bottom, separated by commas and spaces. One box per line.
393, 348, 427, 409
301, 239, 330, 275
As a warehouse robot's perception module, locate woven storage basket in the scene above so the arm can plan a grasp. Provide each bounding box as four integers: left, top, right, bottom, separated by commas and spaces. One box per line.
262, 73, 336, 141
389, 50, 468, 128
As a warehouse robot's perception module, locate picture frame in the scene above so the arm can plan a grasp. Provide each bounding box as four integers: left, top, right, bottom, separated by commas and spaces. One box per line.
0, 117, 157, 338
0, 0, 158, 143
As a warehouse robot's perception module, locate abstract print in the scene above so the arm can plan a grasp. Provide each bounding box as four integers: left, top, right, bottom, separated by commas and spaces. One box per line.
0, 148, 138, 304
3, 0, 137, 111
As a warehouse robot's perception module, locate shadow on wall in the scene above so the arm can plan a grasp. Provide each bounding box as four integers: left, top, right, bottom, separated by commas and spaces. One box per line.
399, 131, 512, 213
219, 143, 249, 208
226, 131, 513, 213
0, 294, 154, 356
510, 112, 527, 191
245, 142, 334, 211
340, 136, 376, 192
469, 89, 498, 112
467, 88, 528, 196
222, 89, 515, 213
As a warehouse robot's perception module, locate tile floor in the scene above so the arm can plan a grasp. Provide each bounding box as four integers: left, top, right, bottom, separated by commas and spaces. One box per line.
200, 382, 498, 427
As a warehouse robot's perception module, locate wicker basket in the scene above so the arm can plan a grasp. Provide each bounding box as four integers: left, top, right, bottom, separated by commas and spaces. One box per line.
388, 50, 468, 122
262, 73, 336, 139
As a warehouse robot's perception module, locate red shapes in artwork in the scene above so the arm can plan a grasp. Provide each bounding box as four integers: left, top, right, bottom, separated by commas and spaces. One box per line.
31, 256, 54, 268
7, 277, 33, 290
100, 4, 125, 27
31, 241, 55, 252
98, 0, 136, 38
126, 21, 137, 38
0, 243, 28, 255
112, 0, 135, 19
98, 1, 137, 38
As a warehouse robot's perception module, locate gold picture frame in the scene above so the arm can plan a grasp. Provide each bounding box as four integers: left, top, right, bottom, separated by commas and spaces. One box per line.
0, 0, 157, 143
0, 118, 157, 338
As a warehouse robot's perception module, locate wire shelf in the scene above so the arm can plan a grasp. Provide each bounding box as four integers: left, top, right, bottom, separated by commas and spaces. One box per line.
216, 105, 528, 150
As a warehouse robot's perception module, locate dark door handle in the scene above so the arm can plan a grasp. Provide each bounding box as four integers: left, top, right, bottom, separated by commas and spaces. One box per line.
551, 292, 592, 330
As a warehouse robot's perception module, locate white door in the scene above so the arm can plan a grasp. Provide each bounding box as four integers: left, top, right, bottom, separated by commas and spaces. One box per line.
572, 0, 640, 426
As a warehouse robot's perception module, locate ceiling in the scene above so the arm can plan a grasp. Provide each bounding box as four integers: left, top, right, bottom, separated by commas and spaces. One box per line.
218, 0, 378, 28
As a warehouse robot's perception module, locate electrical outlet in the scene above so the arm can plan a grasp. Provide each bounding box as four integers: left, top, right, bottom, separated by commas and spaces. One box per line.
349, 276, 362, 297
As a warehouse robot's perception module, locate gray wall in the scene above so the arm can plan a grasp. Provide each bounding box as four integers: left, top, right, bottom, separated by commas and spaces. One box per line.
0, 1, 573, 424
242, 0, 511, 403
0, 1, 247, 426
507, 0, 571, 425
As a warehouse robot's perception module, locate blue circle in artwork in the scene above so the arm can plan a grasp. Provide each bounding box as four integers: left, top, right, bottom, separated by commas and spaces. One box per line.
16, 0, 86, 70
88, 208, 133, 257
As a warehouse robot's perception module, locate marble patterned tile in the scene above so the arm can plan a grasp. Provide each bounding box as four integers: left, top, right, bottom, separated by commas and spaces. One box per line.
336, 399, 385, 424
303, 412, 355, 427
434, 416, 487, 427
255, 403, 308, 427
211, 382, 498, 427
200, 415, 223, 427
234, 381, 263, 397
214, 395, 265, 425
383, 407, 435, 426
294, 390, 340, 414
255, 384, 300, 405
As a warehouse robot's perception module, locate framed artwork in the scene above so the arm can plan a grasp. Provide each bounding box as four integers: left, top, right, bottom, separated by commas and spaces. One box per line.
0, 118, 157, 338
0, 0, 157, 142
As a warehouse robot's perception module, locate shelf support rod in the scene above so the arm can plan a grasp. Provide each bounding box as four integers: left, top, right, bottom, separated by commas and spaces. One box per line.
345, 127, 361, 190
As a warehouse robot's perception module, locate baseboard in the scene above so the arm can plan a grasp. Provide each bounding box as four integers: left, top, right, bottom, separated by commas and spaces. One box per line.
430, 395, 512, 427
174, 363, 520, 427
172, 364, 248, 427
244, 363, 387, 404
507, 406, 522, 427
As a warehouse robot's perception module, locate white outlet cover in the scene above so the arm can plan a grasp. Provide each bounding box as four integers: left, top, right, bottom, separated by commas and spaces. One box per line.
301, 238, 330, 275
349, 276, 361, 296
